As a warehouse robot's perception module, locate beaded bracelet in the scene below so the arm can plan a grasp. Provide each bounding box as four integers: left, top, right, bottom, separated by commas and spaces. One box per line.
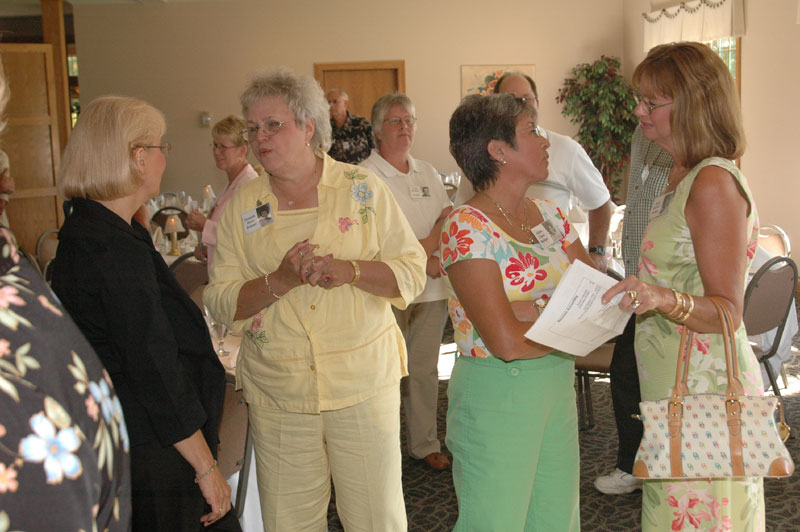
264, 271, 283, 299
194, 459, 217, 483
349, 260, 360, 285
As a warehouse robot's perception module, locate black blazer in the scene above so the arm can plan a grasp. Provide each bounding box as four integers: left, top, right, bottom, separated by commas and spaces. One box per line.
52, 198, 225, 450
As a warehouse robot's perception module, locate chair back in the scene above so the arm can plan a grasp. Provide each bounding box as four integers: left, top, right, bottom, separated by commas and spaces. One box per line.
151, 206, 189, 240
35, 228, 59, 271
743, 257, 798, 343
758, 224, 791, 257
169, 252, 208, 296
217, 374, 252, 518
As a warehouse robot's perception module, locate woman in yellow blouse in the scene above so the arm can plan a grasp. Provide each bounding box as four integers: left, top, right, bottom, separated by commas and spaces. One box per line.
204, 68, 426, 531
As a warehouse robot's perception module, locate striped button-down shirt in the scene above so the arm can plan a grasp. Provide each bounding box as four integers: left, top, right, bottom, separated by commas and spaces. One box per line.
621, 127, 674, 277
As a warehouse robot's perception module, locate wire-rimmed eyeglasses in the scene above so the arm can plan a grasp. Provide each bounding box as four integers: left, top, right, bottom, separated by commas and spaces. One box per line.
384, 116, 417, 127
243, 121, 286, 141
633, 92, 672, 114
133, 143, 172, 156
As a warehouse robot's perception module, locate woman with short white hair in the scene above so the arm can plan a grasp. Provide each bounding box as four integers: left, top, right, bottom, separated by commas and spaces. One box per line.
360, 92, 453, 472
204, 68, 426, 531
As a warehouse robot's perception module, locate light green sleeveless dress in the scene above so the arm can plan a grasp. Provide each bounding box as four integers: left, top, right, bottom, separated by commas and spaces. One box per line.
635, 157, 765, 532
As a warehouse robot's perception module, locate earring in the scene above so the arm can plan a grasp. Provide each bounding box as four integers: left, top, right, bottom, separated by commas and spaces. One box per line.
501, 159, 507, 166
139, 159, 145, 166
305, 142, 311, 147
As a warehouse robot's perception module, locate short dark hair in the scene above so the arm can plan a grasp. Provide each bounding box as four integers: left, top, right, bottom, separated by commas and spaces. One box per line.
495, 72, 538, 100
449, 93, 536, 192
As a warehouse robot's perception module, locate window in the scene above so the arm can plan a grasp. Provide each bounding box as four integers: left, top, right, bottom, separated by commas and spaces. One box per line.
706, 37, 741, 93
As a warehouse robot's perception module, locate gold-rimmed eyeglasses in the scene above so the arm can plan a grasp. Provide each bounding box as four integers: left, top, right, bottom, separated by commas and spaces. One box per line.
243, 121, 286, 141
633, 92, 672, 114
210, 142, 238, 152
133, 143, 172, 156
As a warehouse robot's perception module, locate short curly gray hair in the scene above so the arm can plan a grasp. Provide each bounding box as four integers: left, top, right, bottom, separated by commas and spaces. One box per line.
240, 67, 332, 152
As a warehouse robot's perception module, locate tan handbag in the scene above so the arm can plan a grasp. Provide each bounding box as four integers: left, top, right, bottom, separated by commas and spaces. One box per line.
632, 297, 794, 479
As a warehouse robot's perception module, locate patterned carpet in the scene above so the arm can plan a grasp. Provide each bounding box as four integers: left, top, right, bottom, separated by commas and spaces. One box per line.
327, 326, 800, 531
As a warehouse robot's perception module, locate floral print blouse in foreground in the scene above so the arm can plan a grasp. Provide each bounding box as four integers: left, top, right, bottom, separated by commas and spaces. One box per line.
439, 200, 577, 359
0, 228, 130, 532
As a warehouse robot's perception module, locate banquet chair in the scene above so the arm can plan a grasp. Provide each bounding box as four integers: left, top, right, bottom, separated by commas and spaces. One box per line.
758, 224, 790, 257
35, 229, 59, 271
218, 374, 252, 519
743, 255, 798, 435
574, 268, 624, 431
169, 252, 208, 297
151, 206, 189, 240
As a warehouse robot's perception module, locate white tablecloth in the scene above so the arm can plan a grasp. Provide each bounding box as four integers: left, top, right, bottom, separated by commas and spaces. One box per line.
217, 334, 264, 532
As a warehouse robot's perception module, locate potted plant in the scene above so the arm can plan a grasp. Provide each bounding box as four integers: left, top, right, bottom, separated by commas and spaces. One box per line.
556, 55, 638, 201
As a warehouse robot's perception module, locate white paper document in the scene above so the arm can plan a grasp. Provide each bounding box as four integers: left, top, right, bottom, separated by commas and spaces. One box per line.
524, 260, 632, 357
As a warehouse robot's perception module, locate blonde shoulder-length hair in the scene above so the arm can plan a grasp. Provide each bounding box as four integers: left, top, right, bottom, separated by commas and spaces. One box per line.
59, 95, 166, 200
633, 41, 745, 167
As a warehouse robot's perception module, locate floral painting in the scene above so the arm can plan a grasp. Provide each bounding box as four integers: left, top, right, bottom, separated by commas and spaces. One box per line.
460, 64, 536, 97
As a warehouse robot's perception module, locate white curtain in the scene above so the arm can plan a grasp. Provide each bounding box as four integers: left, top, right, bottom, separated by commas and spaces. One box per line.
642, 0, 745, 52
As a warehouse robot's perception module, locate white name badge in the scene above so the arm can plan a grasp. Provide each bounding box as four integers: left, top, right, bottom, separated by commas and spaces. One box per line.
409, 185, 431, 199
531, 219, 560, 248
648, 191, 674, 221
242, 202, 274, 234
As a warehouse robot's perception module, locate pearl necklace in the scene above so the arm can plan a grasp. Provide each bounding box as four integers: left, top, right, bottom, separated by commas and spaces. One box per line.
481, 192, 536, 244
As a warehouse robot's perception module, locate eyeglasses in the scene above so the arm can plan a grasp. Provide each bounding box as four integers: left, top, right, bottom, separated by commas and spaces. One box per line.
384, 116, 416, 127
633, 92, 672, 114
532, 125, 545, 138
133, 143, 172, 156
243, 121, 286, 141
210, 143, 239, 152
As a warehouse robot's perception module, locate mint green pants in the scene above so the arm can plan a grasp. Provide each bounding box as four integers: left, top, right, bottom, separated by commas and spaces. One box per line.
445, 353, 580, 531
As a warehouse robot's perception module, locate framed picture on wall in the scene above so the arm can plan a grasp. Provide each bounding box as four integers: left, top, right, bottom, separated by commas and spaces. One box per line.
460, 64, 536, 97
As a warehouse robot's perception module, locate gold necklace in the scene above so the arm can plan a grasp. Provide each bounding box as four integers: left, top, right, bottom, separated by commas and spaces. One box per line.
667, 167, 689, 189
481, 192, 535, 244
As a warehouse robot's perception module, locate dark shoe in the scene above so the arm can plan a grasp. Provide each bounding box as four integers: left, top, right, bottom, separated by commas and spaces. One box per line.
423, 452, 451, 471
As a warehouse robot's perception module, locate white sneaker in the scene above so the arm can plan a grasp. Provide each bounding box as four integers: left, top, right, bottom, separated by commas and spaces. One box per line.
594, 468, 642, 494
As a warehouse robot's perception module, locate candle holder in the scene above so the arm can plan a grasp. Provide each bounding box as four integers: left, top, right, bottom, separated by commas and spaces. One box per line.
164, 214, 185, 256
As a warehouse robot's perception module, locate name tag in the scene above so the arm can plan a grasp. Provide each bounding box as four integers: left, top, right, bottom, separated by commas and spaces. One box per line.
531, 219, 560, 248
410, 186, 431, 199
648, 191, 674, 221
242, 202, 274, 234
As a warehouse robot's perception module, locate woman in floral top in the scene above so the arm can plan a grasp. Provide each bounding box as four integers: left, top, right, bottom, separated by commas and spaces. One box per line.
440, 93, 594, 531
602, 43, 765, 531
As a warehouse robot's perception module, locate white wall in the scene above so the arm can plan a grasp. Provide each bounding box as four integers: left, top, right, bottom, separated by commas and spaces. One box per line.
73, 0, 624, 199
623, 0, 800, 245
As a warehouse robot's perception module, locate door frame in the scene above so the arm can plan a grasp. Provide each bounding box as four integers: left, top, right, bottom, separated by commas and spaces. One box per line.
313, 60, 406, 94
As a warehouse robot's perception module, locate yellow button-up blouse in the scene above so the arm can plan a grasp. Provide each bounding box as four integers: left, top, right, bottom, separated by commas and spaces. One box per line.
204, 154, 426, 413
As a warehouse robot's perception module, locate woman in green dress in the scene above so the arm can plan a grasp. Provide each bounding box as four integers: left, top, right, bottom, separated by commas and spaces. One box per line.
602, 42, 765, 531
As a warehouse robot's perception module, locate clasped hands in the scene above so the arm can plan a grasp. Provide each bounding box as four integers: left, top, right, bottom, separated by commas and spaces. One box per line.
272, 239, 355, 292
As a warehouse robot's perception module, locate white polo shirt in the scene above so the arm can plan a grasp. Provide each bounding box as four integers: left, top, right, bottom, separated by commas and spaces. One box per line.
360, 150, 452, 304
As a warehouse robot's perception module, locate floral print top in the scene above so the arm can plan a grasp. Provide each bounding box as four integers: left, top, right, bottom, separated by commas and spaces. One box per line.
327, 112, 375, 165
0, 229, 131, 531
439, 199, 577, 359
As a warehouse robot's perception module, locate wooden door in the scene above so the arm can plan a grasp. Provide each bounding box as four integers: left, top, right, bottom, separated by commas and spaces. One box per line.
0, 43, 64, 255
314, 60, 405, 120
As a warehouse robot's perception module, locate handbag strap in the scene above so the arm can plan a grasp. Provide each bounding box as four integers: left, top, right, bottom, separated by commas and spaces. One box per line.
667, 296, 745, 476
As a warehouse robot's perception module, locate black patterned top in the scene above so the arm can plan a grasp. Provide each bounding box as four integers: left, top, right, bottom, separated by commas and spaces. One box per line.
328, 112, 375, 164
0, 228, 131, 531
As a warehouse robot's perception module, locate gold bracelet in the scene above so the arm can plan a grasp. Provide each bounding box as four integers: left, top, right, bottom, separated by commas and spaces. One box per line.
676, 293, 695, 323
349, 260, 360, 285
264, 271, 283, 299
665, 289, 683, 318
194, 459, 217, 483
666, 290, 686, 319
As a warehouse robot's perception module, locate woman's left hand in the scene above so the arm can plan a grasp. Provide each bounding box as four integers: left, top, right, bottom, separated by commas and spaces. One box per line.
602, 276, 664, 315
309, 257, 355, 289
197, 467, 232, 527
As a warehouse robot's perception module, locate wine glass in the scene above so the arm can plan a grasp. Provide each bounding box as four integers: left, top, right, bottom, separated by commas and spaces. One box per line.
204, 307, 230, 357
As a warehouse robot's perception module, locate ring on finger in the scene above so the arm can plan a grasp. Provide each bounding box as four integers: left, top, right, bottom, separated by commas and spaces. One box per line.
631, 299, 641, 310
299, 251, 305, 258
305, 269, 311, 277
627, 290, 638, 300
